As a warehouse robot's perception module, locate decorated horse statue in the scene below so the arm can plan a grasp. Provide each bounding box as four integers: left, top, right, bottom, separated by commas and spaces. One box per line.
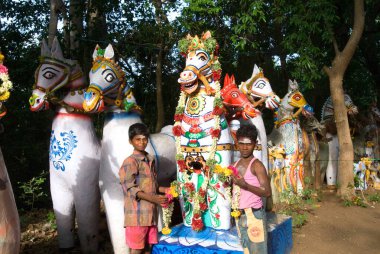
353, 102, 380, 160
82, 44, 177, 254
221, 66, 280, 169
29, 38, 101, 253
300, 114, 326, 188
321, 93, 358, 187
0, 52, 20, 254
268, 80, 314, 195
173, 31, 233, 231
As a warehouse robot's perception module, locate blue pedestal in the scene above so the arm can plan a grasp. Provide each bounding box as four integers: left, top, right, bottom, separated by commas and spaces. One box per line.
152, 213, 292, 254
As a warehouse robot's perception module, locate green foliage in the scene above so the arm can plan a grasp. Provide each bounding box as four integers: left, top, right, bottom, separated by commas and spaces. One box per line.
18, 170, 49, 210
47, 211, 57, 230
343, 195, 367, 208
367, 193, 380, 203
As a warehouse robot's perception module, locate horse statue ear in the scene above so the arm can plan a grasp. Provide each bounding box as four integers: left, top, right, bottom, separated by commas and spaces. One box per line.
41, 39, 50, 57
51, 37, 64, 60
224, 73, 230, 87
92, 44, 100, 60
231, 74, 236, 85
202, 30, 212, 40
253, 64, 260, 76
288, 79, 298, 92
104, 44, 115, 59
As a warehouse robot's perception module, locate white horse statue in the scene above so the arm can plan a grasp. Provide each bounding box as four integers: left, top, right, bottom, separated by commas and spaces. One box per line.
238, 65, 281, 169
82, 44, 177, 254
0, 52, 20, 254
268, 80, 313, 195
29, 38, 100, 253
321, 93, 358, 187
174, 31, 233, 230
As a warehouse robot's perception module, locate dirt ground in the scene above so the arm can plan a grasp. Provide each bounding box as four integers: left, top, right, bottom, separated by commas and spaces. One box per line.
292, 191, 380, 254
19, 191, 380, 253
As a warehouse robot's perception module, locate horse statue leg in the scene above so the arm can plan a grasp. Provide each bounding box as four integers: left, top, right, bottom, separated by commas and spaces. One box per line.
326, 133, 339, 187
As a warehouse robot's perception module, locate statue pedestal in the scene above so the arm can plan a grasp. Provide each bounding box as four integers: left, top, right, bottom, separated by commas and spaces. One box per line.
152, 213, 292, 254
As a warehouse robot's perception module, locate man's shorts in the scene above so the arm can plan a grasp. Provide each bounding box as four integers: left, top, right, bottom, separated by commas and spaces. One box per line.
125, 225, 158, 250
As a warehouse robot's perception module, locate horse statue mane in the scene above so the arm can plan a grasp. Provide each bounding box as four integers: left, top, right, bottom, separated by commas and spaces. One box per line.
173, 31, 233, 231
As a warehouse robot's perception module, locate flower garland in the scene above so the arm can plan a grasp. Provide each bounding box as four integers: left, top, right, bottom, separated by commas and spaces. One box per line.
161, 182, 179, 235
0, 53, 12, 102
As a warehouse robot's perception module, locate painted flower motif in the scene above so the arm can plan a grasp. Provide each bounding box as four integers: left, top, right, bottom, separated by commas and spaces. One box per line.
212, 69, 221, 81
184, 182, 195, 192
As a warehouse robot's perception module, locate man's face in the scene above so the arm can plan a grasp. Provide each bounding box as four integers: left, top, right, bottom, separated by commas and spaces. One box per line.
129, 134, 148, 153
237, 137, 256, 158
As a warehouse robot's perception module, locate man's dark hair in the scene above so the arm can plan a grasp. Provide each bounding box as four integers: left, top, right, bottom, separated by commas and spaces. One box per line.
129, 123, 150, 140
236, 124, 258, 142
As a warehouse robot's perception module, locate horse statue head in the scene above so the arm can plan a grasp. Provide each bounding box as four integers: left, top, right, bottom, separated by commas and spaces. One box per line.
220, 73, 257, 120
0, 52, 12, 118
29, 37, 86, 112
275, 80, 314, 127
239, 64, 280, 110
83, 44, 139, 113
178, 31, 221, 96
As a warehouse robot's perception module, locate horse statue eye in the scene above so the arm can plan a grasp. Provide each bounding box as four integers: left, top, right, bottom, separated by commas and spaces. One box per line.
105, 73, 115, 82
199, 55, 206, 61
294, 95, 301, 101
43, 71, 56, 79
231, 91, 239, 98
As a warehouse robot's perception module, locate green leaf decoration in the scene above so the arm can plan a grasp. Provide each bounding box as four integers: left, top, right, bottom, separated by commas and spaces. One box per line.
123, 100, 135, 112
178, 39, 191, 53
97, 48, 105, 56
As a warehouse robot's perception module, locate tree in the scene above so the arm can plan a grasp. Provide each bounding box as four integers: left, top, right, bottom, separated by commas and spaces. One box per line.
323, 0, 364, 197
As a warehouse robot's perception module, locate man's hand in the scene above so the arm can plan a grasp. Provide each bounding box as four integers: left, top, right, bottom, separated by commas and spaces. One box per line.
151, 195, 168, 206
231, 175, 248, 190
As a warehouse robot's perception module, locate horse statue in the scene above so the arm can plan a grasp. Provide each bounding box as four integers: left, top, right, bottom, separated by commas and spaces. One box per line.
0, 52, 20, 254
268, 80, 314, 195
82, 44, 177, 254
353, 102, 380, 160
29, 38, 101, 253
321, 93, 358, 187
300, 114, 326, 188
238, 65, 281, 169
174, 31, 233, 231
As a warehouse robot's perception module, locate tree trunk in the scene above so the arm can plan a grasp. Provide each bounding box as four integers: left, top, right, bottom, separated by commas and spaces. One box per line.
152, 0, 169, 132
323, 0, 364, 198
48, 0, 65, 47
69, 0, 84, 60
155, 45, 165, 132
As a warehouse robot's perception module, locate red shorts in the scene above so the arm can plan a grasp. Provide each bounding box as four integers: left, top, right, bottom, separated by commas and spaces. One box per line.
125, 225, 158, 250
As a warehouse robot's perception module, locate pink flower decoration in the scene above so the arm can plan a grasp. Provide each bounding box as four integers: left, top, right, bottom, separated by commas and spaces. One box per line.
0, 65, 8, 74
228, 165, 239, 176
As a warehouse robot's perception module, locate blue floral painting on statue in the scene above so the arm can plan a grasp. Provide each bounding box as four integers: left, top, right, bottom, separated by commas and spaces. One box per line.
49, 130, 78, 171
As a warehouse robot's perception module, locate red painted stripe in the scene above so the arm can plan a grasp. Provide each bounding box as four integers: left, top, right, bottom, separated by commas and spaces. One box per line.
55, 112, 91, 120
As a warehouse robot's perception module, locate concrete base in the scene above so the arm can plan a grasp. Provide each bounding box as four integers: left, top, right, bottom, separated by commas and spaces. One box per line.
152, 213, 292, 254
